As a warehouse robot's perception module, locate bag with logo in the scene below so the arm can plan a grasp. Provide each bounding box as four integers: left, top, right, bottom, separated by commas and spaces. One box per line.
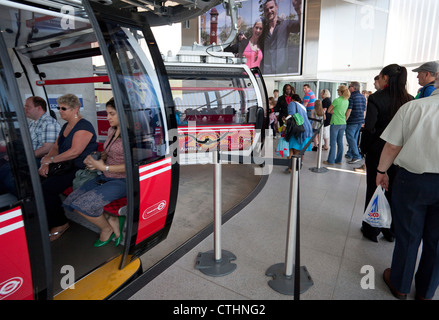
362, 186, 392, 228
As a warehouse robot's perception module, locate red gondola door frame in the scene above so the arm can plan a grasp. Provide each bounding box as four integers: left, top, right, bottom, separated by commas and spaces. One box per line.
83, 0, 179, 267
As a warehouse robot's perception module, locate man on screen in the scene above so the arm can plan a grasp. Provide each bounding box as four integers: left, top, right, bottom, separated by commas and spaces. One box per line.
261, 0, 302, 75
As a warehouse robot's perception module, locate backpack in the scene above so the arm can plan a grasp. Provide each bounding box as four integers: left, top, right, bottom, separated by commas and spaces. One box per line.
284, 103, 305, 141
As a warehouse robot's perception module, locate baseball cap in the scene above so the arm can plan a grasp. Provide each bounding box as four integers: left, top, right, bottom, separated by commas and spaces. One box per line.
412, 61, 439, 74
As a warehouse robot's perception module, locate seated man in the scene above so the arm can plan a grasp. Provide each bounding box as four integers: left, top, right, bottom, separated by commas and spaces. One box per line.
0, 96, 60, 195
25, 96, 61, 166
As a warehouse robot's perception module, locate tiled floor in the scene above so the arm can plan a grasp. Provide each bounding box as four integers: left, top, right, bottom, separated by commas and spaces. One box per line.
130, 142, 438, 301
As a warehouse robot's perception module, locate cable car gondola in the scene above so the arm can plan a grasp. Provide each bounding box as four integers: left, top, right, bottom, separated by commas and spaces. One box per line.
0, 0, 182, 300
0, 0, 267, 300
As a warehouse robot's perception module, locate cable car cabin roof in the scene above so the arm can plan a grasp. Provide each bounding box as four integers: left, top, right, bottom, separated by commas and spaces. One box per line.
4, 0, 222, 27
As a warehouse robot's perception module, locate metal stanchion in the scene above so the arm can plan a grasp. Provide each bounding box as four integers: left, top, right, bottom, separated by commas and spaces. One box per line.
266, 156, 313, 297
195, 150, 237, 277
310, 120, 328, 173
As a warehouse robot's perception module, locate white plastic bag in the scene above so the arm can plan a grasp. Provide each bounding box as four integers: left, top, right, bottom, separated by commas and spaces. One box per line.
362, 186, 392, 228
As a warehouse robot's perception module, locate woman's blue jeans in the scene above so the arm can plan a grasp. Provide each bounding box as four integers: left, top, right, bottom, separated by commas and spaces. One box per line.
327, 124, 346, 164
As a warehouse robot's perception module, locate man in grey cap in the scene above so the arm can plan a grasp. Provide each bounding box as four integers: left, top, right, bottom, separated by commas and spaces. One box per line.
413, 61, 439, 99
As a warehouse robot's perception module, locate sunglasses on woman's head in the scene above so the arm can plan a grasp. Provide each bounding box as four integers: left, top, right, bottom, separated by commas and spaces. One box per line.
57, 106, 69, 111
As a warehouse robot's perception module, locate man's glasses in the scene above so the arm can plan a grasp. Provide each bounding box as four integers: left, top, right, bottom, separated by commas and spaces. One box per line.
57, 106, 69, 111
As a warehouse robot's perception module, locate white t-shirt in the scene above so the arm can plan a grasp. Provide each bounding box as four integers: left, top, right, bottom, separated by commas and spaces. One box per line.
380, 89, 439, 174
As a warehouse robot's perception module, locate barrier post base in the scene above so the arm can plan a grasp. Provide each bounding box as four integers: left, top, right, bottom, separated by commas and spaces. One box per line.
309, 167, 328, 174
195, 250, 237, 277
266, 263, 313, 295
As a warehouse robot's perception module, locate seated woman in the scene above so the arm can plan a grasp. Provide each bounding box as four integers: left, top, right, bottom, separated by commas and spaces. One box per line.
39, 94, 97, 241
63, 98, 126, 247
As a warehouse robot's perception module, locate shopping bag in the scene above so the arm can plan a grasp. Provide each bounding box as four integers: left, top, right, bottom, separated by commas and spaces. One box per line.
362, 186, 392, 228
275, 137, 290, 158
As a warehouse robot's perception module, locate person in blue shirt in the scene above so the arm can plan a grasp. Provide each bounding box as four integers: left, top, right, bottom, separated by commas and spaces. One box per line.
345, 82, 366, 163
412, 61, 438, 99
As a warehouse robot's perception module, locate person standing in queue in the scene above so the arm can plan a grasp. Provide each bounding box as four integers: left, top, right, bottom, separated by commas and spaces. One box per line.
359, 64, 413, 243
63, 98, 126, 247
285, 95, 313, 173
273, 84, 294, 127
39, 94, 98, 241
377, 71, 439, 300
323, 85, 350, 165
412, 61, 438, 99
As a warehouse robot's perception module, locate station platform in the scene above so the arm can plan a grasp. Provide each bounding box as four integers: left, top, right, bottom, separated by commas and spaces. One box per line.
128, 143, 439, 301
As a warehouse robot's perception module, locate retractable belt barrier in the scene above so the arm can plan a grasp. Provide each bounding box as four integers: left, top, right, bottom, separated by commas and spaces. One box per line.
194, 118, 323, 298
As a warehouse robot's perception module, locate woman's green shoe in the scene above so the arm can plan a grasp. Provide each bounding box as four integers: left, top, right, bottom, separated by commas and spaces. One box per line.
93, 232, 115, 247
114, 216, 126, 247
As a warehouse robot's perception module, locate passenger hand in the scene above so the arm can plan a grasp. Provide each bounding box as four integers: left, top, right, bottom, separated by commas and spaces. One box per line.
84, 155, 104, 171
376, 173, 389, 191
39, 163, 49, 177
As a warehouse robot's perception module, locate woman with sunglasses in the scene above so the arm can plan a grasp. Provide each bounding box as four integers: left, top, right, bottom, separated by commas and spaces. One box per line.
39, 94, 98, 241
63, 98, 126, 247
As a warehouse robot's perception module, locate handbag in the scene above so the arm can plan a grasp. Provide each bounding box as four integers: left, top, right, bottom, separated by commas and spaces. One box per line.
72, 168, 98, 190
284, 102, 305, 141
284, 113, 305, 141
275, 137, 290, 158
362, 186, 392, 228
47, 160, 75, 177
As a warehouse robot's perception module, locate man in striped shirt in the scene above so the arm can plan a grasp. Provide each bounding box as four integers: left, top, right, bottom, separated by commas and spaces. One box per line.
302, 84, 316, 118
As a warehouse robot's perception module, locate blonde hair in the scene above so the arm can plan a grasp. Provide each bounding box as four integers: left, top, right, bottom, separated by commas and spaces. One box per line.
57, 93, 81, 109
321, 89, 331, 99
338, 85, 351, 100
314, 100, 324, 117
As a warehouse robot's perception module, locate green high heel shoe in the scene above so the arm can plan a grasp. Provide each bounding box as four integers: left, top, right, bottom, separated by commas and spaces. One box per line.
94, 232, 115, 247
114, 216, 126, 247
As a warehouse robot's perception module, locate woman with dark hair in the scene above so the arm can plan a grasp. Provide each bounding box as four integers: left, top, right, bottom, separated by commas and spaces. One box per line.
63, 98, 126, 247
360, 64, 414, 243
273, 84, 294, 126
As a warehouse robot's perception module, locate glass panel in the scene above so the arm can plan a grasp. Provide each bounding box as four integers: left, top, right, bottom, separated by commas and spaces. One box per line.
167, 66, 258, 125
102, 22, 166, 163
0, 46, 29, 205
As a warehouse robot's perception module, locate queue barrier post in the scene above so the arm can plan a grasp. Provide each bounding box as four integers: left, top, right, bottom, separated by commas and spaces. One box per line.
195, 150, 237, 277
310, 119, 328, 174
266, 156, 313, 298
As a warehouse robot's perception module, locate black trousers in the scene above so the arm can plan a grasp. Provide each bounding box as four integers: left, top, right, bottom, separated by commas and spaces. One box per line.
41, 169, 77, 229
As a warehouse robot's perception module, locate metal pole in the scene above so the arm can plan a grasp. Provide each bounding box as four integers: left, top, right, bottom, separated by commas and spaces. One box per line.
195, 150, 237, 277
310, 120, 328, 173
284, 157, 299, 278
214, 150, 222, 262
316, 120, 324, 169
266, 156, 313, 295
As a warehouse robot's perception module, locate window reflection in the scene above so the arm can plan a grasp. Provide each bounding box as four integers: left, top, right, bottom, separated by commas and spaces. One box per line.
103, 22, 166, 163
